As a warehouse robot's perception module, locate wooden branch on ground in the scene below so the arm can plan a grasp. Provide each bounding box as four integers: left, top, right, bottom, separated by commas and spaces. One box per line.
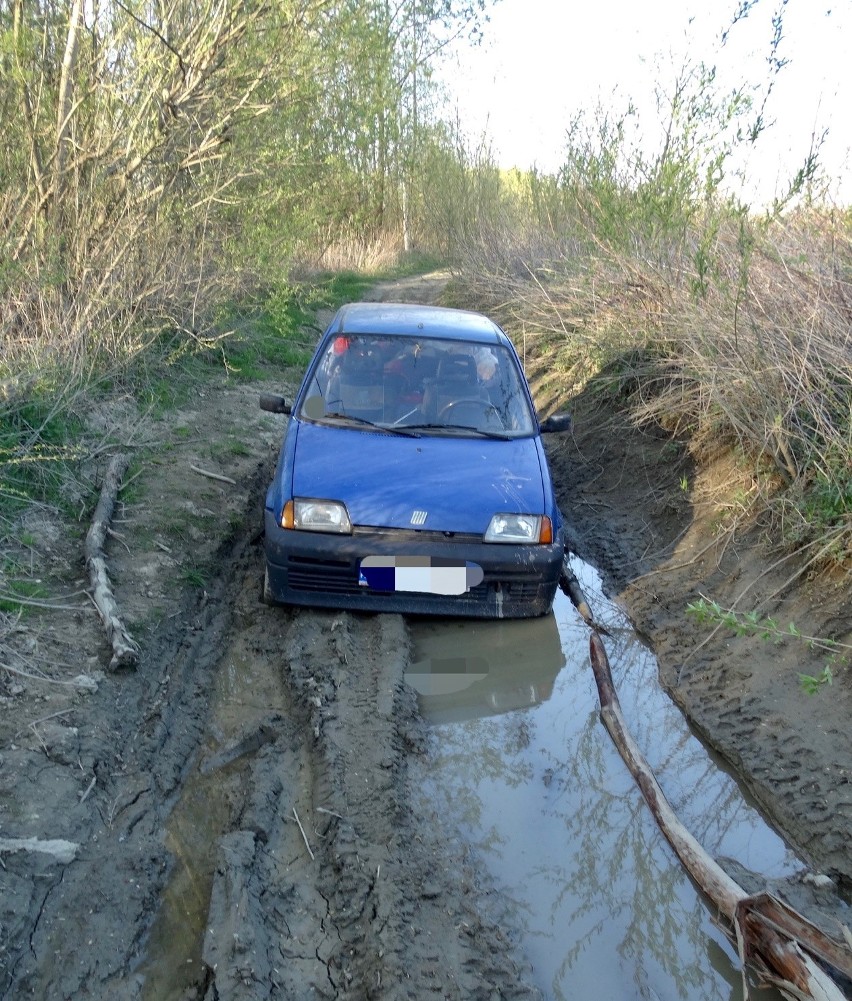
0, 661, 98, 690
85, 454, 139, 671
588, 631, 850, 1001
190, 464, 236, 485
292, 807, 314, 861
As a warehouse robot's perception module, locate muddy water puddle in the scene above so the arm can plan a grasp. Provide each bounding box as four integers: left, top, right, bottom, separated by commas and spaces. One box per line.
140, 641, 289, 1001
407, 560, 798, 1001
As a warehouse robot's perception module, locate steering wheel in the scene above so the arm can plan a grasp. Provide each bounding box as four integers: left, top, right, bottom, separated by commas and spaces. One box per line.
438, 398, 503, 428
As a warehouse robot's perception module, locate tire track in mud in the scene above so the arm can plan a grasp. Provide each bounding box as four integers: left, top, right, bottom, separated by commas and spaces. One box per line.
3, 448, 538, 1000
1, 461, 274, 1001
198, 580, 541, 999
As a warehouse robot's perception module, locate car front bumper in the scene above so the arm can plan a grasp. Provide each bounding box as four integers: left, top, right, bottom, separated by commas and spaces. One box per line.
263, 511, 564, 618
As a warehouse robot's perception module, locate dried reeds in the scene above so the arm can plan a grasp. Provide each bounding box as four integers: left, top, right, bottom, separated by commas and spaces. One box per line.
453, 206, 851, 566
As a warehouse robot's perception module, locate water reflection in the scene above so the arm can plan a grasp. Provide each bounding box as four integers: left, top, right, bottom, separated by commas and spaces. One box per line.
409, 562, 795, 1001
406, 613, 564, 722
140, 644, 287, 1001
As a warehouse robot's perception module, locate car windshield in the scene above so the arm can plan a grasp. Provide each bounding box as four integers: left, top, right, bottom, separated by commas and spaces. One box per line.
298, 334, 537, 437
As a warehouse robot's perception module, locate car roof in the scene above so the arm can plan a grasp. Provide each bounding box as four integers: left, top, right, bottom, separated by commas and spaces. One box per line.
329, 302, 509, 346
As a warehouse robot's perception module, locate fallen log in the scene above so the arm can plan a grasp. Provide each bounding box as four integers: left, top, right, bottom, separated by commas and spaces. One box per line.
559, 556, 611, 635
589, 631, 850, 1001
740, 893, 852, 983
85, 453, 139, 671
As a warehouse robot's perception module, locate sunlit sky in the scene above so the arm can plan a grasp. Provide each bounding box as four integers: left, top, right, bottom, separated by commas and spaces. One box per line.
438, 0, 851, 205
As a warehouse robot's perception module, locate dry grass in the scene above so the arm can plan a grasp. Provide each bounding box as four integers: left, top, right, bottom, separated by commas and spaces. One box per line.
452, 208, 852, 567
310, 231, 409, 274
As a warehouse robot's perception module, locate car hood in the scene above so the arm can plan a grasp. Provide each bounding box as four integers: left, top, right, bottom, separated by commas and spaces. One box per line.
291, 422, 546, 533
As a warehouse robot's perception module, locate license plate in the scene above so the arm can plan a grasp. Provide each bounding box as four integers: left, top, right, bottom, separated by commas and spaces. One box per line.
359, 556, 484, 595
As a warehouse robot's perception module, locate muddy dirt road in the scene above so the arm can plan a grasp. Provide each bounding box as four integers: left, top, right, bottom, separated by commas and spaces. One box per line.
1, 275, 537, 1000
1, 272, 849, 999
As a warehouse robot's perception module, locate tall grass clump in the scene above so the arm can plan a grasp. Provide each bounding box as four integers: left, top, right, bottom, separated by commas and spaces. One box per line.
448, 65, 851, 568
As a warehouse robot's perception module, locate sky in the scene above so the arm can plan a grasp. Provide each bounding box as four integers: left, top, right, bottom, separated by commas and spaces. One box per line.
437, 0, 851, 206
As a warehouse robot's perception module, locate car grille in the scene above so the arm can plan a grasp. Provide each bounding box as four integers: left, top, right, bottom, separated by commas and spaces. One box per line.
286, 555, 543, 599
352, 526, 483, 544
287, 556, 360, 594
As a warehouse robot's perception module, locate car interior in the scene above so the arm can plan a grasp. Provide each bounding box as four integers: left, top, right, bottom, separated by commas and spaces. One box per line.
309, 336, 528, 432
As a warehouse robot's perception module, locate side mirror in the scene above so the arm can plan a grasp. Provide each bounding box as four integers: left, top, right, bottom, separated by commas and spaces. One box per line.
539, 412, 572, 434
259, 393, 291, 415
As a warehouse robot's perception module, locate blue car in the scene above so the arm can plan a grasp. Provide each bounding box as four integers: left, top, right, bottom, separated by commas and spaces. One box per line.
260, 302, 572, 618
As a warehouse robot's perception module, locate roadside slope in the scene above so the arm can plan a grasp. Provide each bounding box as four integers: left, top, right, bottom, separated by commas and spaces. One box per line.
544, 390, 852, 893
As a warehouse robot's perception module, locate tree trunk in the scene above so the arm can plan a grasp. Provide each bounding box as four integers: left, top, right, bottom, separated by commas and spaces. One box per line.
55, 0, 84, 194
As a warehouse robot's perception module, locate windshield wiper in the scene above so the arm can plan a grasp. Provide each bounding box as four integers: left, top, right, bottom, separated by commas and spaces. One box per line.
321, 412, 421, 437
401, 422, 512, 440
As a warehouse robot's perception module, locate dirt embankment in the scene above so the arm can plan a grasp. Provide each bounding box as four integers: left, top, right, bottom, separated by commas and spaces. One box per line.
542, 388, 852, 895
0, 271, 849, 1000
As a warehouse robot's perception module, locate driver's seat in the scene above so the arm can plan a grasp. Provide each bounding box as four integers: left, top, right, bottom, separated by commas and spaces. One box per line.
435, 353, 480, 417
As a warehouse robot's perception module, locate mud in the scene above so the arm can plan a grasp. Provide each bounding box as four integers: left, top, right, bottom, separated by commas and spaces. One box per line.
543, 390, 852, 896
1, 270, 849, 999
0, 273, 538, 1000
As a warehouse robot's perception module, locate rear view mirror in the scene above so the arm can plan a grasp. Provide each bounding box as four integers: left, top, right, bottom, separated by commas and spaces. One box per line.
539, 412, 572, 433
259, 393, 291, 415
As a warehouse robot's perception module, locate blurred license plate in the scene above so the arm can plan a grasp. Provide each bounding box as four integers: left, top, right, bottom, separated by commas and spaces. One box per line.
359, 556, 484, 595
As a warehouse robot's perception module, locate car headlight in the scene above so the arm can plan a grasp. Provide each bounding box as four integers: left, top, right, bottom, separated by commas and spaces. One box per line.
281, 498, 352, 533
484, 513, 552, 544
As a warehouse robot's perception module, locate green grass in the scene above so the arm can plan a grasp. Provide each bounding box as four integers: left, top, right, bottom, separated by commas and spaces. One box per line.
223, 438, 251, 457
118, 460, 146, 507
134, 353, 211, 417
215, 270, 376, 381
0, 576, 50, 613
207, 437, 251, 464
686, 597, 849, 694
805, 473, 851, 529
0, 396, 88, 523
181, 566, 208, 589
382, 251, 446, 279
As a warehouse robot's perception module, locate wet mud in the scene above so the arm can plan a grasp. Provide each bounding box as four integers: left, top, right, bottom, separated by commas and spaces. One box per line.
543, 392, 852, 897
1, 272, 849, 999
1, 463, 539, 1000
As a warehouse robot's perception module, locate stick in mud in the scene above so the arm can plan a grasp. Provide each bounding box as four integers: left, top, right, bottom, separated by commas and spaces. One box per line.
559, 557, 611, 635
587, 630, 850, 1001
293, 807, 315, 861
190, 464, 237, 485
563, 559, 850, 997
